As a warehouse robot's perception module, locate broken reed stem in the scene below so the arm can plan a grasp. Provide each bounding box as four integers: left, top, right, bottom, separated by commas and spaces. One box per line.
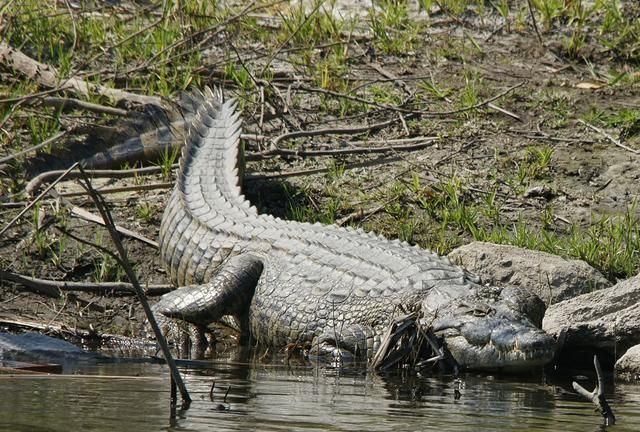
76, 165, 191, 406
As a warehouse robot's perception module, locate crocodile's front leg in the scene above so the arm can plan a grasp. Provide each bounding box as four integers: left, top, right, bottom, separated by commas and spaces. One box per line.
154, 253, 263, 335
310, 324, 380, 363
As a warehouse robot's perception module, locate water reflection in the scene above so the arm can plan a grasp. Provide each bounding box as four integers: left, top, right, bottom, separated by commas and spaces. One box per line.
0, 347, 638, 432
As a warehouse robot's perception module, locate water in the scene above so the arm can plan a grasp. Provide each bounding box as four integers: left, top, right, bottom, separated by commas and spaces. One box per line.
1, 350, 639, 432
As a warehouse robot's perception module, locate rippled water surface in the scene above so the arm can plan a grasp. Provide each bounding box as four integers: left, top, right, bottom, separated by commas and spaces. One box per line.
1, 350, 639, 431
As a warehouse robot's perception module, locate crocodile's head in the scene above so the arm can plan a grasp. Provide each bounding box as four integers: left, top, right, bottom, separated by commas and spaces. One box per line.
420, 285, 555, 371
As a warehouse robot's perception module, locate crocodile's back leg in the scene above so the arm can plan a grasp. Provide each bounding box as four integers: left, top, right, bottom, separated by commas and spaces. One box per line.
153, 254, 263, 329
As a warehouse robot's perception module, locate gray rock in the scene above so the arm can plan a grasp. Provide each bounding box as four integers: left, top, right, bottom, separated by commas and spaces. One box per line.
448, 242, 609, 305
615, 344, 640, 381
542, 274, 640, 354
0, 332, 87, 359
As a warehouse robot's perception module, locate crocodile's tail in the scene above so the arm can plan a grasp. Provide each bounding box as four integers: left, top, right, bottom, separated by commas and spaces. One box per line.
176, 87, 257, 223
81, 92, 203, 169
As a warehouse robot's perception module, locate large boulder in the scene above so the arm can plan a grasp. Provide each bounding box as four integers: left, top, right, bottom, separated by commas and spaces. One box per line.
542, 274, 640, 361
448, 242, 609, 305
615, 344, 640, 381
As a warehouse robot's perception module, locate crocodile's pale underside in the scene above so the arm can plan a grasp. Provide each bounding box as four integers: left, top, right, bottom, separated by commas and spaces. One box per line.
153, 88, 555, 370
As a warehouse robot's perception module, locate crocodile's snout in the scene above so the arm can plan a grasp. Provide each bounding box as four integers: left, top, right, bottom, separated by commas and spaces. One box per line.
435, 317, 555, 370
423, 286, 556, 370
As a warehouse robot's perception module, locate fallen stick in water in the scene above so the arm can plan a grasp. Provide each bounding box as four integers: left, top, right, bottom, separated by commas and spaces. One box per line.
572, 355, 616, 426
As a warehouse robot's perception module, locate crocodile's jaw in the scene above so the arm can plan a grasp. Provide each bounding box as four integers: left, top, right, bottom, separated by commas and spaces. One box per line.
421, 285, 556, 371
436, 318, 555, 370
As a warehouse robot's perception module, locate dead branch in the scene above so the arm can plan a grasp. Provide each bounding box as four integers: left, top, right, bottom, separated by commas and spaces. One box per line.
76, 165, 190, 405
25, 133, 426, 195
58, 182, 173, 198
0, 41, 162, 107
247, 154, 402, 180
0, 269, 172, 297
264, 117, 411, 152
68, 202, 158, 249
14, 167, 159, 249
368, 62, 413, 96
265, 137, 437, 158
37, 96, 130, 116
26, 165, 175, 196
293, 81, 525, 117
486, 102, 521, 121
572, 355, 616, 426
336, 203, 385, 227
578, 119, 640, 156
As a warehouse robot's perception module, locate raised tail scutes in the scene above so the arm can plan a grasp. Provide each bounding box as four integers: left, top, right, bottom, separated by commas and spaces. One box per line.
177, 87, 257, 224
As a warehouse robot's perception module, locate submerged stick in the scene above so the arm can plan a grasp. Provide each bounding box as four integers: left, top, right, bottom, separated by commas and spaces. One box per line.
76, 165, 191, 406
572, 355, 616, 426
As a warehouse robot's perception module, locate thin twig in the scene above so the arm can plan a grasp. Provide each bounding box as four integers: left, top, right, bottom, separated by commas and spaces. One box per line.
62, 0, 78, 55
486, 102, 521, 121
0, 162, 78, 239
68, 203, 159, 248
247, 154, 402, 180
265, 117, 405, 152
264, 138, 437, 158
0, 269, 172, 296
25, 132, 264, 195
76, 165, 190, 405
120, 1, 264, 78
58, 182, 173, 198
259, 0, 320, 77
0, 314, 151, 346
578, 119, 640, 155
75, 17, 164, 78
526, 0, 543, 45
37, 96, 130, 116
294, 81, 526, 116
0, 130, 67, 165
26, 165, 176, 196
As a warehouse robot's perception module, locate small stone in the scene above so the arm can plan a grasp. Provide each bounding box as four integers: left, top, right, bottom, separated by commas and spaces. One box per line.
615, 344, 640, 381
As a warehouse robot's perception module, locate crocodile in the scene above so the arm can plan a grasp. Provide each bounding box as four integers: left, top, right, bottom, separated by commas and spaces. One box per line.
152, 87, 555, 371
